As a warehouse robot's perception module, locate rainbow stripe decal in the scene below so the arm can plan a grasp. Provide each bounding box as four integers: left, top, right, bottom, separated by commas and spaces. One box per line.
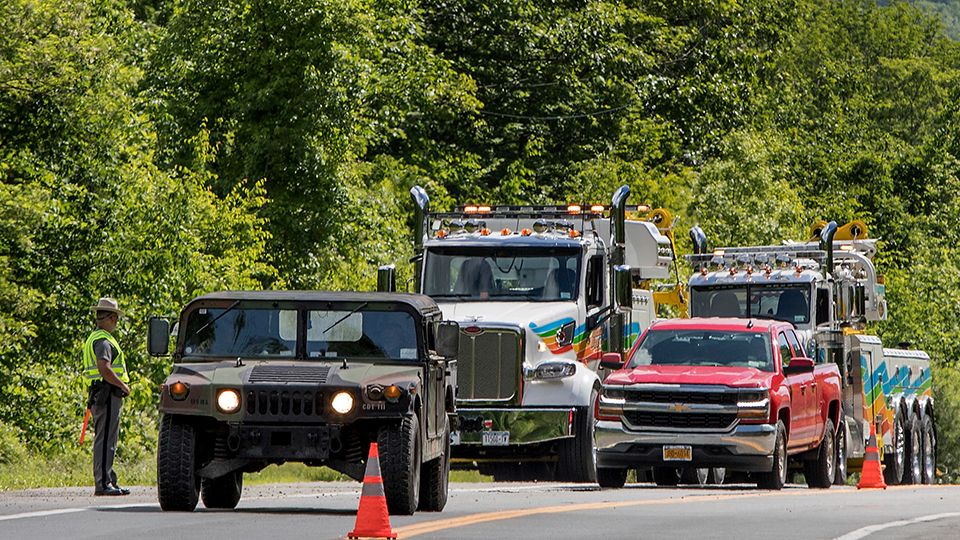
528, 319, 643, 362
861, 355, 894, 444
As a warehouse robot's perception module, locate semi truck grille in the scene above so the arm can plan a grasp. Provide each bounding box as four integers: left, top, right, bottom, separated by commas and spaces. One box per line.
458, 327, 522, 401
245, 389, 324, 418
623, 411, 737, 430
248, 365, 331, 384
625, 390, 738, 406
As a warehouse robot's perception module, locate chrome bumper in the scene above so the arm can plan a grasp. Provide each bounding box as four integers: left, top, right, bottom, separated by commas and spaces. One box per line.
450, 407, 574, 461
595, 420, 778, 472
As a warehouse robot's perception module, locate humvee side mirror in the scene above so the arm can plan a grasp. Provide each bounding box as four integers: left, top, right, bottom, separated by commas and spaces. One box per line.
147, 317, 170, 356
435, 321, 459, 359
377, 265, 396, 292
614, 265, 632, 310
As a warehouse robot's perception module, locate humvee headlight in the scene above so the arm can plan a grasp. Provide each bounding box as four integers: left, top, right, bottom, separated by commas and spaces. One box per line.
383, 384, 402, 402
216, 389, 241, 414
169, 381, 190, 401
331, 391, 355, 414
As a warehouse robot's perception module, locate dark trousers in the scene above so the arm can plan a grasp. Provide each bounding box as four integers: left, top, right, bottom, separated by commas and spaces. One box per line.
91, 384, 123, 491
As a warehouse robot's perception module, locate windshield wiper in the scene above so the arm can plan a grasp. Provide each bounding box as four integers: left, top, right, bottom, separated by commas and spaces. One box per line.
323, 302, 369, 334
182, 300, 241, 350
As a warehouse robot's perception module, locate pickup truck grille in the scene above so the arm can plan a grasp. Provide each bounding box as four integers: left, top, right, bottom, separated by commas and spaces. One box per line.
623, 411, 737, 430
626, 390, 738, 406
458, 327, 521, 401
245, 389, 324, 419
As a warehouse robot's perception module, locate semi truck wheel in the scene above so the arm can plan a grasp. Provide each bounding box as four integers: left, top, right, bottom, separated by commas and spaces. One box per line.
418, 416, 450, 512
157, 414, 200, 512
757, 421, 787, 490
378, 414, 421, 515
921, 415, 936, 484
804, 418, 835, 488
201, 471, 243, 509
597, 468, 628, 488
903, 415, 922, 484
883, 412, 906, 485
833, 418, 848, 486
652, 467, 680, 486
558, 390, 599, 483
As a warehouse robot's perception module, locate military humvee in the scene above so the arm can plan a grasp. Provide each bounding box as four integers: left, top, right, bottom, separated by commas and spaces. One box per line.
147, 291, 458, 515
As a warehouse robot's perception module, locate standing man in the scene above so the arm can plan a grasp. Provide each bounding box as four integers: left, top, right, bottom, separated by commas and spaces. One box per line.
82, 297, 132, 496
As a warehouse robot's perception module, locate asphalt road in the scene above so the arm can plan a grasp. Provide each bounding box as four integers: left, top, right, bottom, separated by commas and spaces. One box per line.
3, 481, 960, 540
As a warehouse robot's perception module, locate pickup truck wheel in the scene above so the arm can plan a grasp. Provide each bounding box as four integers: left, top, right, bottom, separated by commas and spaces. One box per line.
883, 412, 906, 485
903, 415, 922, 484
652, 467, 680, 487
708, 467, 726, 485
757, 421, 787, 490
833, 418, 848, 485
558, 391, 599, 483
157, 414, 200, 512
921, 415, 936, 484
804, 418, 835, 488
597, 468, 627, 488
418, 416, 450, 512
201, 471, 243, 509
378, 414, 421, 515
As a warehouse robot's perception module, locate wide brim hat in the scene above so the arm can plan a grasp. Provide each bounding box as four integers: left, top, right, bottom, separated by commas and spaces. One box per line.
90, 297, 124, 316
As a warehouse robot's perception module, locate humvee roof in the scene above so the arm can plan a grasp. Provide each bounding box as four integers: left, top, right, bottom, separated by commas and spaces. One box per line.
186, 290, 442, 318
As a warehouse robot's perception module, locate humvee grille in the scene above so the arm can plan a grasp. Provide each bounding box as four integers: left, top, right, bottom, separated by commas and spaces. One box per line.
246, 389, 324, 417
458, 327, 521, 401
248, 365, 331, 384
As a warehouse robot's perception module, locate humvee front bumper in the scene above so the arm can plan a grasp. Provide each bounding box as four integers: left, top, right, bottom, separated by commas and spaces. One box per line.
450, 407, 574, 460
228, 423, 341, 461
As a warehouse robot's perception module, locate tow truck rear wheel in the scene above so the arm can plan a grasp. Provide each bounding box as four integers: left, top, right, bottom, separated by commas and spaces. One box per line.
903, 415, 923, 484
597, 468, 628, 488
157, 414, 200, 512
921, 415, 936, 484
804, 418, 835, 488
378, 414, 421, 515
418, 415, 450, 511
652, 467, 680, 486
757, 421, 787, 490
833, 418, 848, 485
201, 471, 243, 509
883, 412, 906, 485
558, 390, 599, 483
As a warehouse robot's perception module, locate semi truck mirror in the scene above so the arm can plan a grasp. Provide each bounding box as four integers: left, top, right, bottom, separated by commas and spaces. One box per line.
614, 265, 632, 310
377, 265, 397, 292
147, 317, 171, 356
435, 321, 460, 359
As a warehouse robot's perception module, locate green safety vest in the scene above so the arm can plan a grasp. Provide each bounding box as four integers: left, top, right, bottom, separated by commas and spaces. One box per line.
82, 329, 129, 383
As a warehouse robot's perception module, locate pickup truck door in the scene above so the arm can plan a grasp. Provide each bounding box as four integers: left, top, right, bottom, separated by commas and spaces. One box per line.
780, 331, 814, 449
787, 329, 823, 445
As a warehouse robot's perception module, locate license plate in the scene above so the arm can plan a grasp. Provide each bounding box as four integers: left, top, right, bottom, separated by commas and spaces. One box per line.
482, 431, 510, 446
450, 431, 461, 446
663, 445, 692, 461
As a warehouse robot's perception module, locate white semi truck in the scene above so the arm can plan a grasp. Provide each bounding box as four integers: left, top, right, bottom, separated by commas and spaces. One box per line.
379, 185, 681, 481
684, 220, 936, 484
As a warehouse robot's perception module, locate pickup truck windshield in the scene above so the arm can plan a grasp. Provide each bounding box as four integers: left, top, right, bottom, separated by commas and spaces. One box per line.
628, 329, 774, 371
690, 284, 811, 325
181, 306, 418, 360
423, 247, 581, 302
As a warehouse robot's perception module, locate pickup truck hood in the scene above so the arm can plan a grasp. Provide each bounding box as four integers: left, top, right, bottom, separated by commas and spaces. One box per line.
606, 365, 772, 388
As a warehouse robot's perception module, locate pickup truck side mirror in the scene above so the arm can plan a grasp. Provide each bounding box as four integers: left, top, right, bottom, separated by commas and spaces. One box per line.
435, 321, 459, 359
147, 317, 170, 356
784, 356, 815, 375
600, 352, 624, 371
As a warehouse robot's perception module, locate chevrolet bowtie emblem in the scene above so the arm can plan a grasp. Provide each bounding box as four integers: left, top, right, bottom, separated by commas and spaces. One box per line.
669, 403, 690, 413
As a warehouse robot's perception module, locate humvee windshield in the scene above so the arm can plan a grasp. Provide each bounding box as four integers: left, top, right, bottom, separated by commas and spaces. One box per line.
628, 329, 774, 371
423, 247, 581, 301
690, 284, 812, 325
181, 306, 418, 360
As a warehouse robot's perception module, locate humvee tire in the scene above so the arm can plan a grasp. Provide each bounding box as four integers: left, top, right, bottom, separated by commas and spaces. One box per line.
201, 471, 243, 509
378, 414, 421, 515
158, 414, 200, 511
419, 416, 450, 511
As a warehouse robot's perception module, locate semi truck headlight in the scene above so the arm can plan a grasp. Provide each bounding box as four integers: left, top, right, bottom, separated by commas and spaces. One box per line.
331, 391, 355, 414
525, 361, 576, 380
216, 388, 241, 413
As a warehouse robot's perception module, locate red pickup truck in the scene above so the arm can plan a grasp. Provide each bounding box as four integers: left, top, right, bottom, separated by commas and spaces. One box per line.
595, 317, 841, 490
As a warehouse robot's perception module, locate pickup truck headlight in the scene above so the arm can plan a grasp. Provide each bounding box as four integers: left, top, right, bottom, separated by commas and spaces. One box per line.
597, 386, 626, 420
737, 389, 770, 422
524, 361, 576, 380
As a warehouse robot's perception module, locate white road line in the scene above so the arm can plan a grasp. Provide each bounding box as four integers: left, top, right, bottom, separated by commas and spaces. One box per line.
833, 512, 960, 540
0, 503, 155, 522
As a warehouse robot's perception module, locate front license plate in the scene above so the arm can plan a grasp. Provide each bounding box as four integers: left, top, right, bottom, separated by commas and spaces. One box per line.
482, 431, 510, 446
663, 445, 693, 461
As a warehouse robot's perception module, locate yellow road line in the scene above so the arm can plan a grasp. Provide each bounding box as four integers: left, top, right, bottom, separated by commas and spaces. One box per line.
394, 485, 947, 539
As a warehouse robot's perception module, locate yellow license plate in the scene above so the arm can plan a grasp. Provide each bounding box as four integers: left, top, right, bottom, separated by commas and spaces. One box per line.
663, 445, 693, 461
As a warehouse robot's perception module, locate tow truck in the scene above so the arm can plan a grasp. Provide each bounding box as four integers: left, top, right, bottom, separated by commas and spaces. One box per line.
379, 185, 683, 481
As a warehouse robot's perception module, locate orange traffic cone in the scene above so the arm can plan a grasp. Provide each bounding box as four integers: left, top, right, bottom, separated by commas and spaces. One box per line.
857, 423, 887, 489
347, 443, 397, 539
